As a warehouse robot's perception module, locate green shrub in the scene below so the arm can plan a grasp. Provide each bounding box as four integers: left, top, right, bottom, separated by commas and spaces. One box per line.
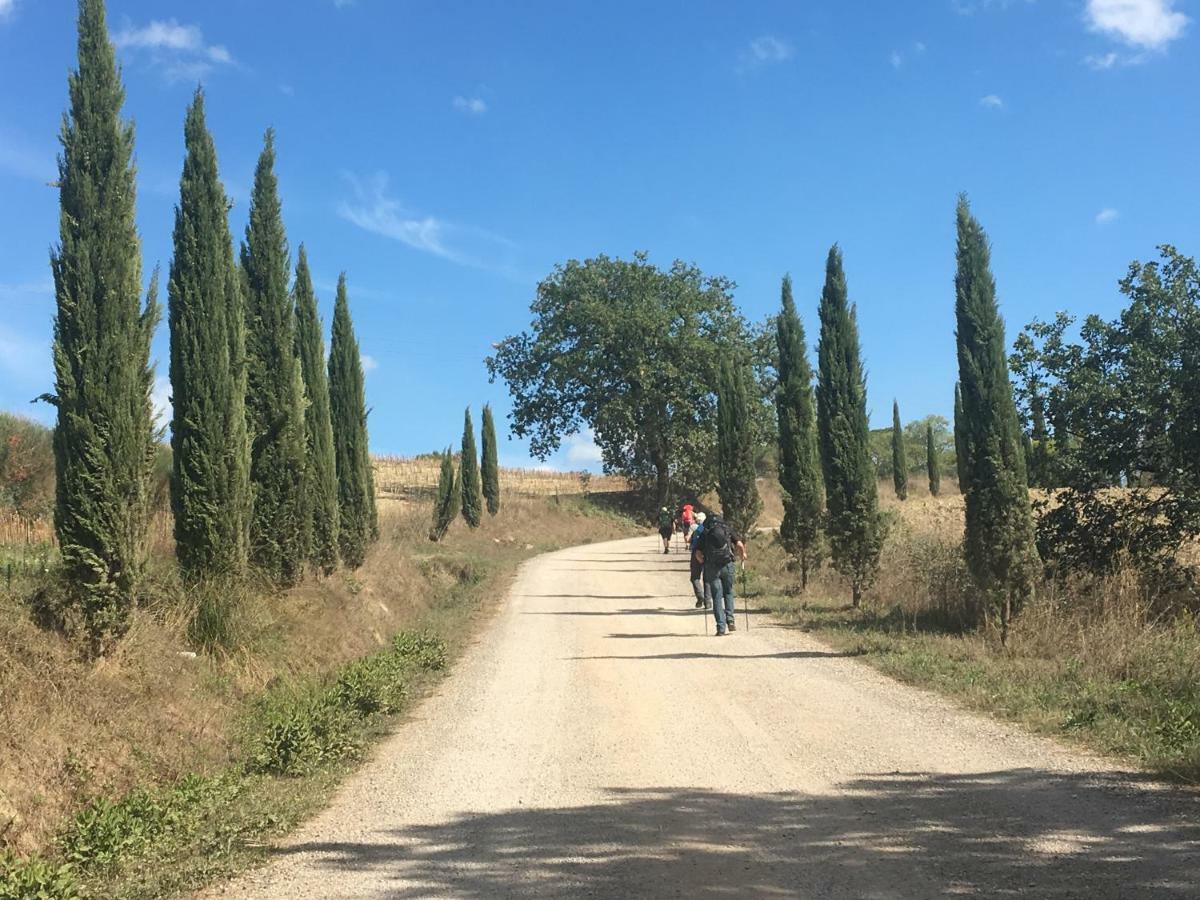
334, 656, 408, 717
0, 853, 79, 900
392, 631, 447, 671
246, 692, 363, 776
60, 790, 167, 872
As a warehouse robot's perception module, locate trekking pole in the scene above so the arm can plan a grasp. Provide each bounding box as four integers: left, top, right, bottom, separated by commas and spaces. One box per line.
740, 559, 749, 632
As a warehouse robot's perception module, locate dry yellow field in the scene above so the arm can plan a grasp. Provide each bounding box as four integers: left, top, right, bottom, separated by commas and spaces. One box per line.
372, 455, 629, 502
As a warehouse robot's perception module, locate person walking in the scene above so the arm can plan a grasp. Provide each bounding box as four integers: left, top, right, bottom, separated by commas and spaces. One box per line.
689, 512, 710, 609
657, 506, 674, 554
696, 514, 747, 636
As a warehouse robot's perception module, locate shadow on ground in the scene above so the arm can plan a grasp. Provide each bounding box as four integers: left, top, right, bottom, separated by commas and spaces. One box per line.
273, 772, 1200, 898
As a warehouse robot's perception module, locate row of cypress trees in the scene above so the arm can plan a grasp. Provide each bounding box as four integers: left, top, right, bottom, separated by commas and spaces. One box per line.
430, 406, 501, 541
49, 1, 377, 648
773, 198, 1036, 628
887, 403, 939, 499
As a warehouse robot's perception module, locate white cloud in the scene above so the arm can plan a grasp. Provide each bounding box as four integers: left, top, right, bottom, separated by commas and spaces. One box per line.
914, 41, 927, 53
564, 430, 604, 467
1085, 51, 1123, 68
1084, 0, 1189, 49
889, 50, 904, 68
453, 96, 488, 115
980, 94, 1005, 108
744, 35, 793, 66
112, 19, 235, 82
360, 354, 379, 373
1095, 207, 1120, 224
0, 0, 16, 21
337, 171, 516, 271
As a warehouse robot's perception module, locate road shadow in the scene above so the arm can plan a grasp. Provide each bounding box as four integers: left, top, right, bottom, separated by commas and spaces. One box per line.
272, 773, 1200, 897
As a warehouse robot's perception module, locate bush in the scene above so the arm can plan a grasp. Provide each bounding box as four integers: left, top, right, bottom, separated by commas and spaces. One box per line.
0, 854, 80, 900
245, 691, 364, 776
0, 414, 55, 519
60, 790, 168, 872
392, 631, 447, 671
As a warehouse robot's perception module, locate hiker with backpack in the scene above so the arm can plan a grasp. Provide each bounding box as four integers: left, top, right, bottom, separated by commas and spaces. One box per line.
695, 514, 747, 636
689, 511, 710, 609
657, 507, 674, 554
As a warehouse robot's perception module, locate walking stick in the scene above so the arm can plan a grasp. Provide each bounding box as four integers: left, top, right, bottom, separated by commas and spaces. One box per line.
740, 559, 749, 631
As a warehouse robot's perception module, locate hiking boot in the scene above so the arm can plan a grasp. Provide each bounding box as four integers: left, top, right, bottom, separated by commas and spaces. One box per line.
727, 620, 737, 632
716, 629, 727, 637
694, 599, 705, 609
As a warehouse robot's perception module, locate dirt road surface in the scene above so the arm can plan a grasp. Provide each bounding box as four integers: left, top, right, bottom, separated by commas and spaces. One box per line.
213, 536, 1200, 898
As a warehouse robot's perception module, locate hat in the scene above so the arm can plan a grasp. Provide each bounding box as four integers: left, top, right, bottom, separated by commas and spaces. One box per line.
696, 512, 707, 523
662, 507, 669, 513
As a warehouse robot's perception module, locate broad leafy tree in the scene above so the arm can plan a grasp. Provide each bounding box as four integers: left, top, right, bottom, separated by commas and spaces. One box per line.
815, 246, 882, 607
49, 0, 160, 648
168, 88, 251, 582
954, 195, 1038, 638
717, 358, 762, 535
774, 275, 823, 588
480, 403, 501, 516
487, 253, 746, 510
293, 245, 340, 574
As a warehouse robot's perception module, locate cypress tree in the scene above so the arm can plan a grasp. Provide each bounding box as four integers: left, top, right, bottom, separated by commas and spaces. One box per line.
293, 245, 339, 574
480, 403, 501, 516
429, 448, 460, 542
242, 130, 306, 586
954, 195, 1038, 639
49, 0, 160, 649
167, 88, 250, 581
716, 358, 762, 536
891, 400, 909, 500
927, 422, 941, 497
815, 245, 882, 608
329, 274, 375, 568
775, 274, 823, 589
460, 407, 483, 528
954, 382, 968, 489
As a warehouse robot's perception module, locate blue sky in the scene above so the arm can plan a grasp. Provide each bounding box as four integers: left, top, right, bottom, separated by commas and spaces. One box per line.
1, 0, 1197, 470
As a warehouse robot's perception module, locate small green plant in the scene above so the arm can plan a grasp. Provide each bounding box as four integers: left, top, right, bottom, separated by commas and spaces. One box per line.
392, 631, 447, 671
0, 853, 80, 900
60, 790, 168, 872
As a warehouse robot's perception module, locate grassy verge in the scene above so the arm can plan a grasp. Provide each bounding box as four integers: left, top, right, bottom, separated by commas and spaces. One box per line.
1, 492, 642, 899
744, 520, 1200, 785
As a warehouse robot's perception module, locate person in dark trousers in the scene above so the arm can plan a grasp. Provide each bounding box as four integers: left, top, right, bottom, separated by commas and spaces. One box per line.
657, 507, 674, 554
689, 512, 710, 609
695, 514, 747, 636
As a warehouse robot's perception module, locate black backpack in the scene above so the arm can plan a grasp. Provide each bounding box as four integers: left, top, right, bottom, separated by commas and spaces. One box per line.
703, 518, 733, 566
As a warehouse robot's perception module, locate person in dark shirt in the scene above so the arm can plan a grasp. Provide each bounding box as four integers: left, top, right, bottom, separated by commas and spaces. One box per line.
695, 515, 747, 636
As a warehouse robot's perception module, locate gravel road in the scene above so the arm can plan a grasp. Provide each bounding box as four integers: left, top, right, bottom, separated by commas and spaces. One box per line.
212, 536, 1200, 898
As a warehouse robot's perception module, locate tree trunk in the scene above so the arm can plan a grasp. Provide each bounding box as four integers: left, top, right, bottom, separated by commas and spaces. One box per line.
654, 454, 670, 514
851, 581, 862, 608
800, 555, 810, 591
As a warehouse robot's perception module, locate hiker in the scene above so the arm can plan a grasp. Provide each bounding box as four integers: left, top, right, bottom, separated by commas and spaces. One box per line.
689, 511, 710, 609
695, 514, 747, 636
681, 502, 695, 532
657, 506, 674, 554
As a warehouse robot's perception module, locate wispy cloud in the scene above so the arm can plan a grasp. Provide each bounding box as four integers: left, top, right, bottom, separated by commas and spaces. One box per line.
889, 50, 904, 69
1084, 0, 1189, 49
337, 172, 516, 271
453, 95, 488, 115
333, 0, 355, 7
980, 93, 1005, 109
360, 354, 379, 373
1095, 207, 1120, 225
112, 19, 235, 82
889, 41, 926, 69
564, 430, 603, 467
0, 0, 16, 22
0, 279, 53, 304
738, 35, 793, 71
953, 0, 1035, 14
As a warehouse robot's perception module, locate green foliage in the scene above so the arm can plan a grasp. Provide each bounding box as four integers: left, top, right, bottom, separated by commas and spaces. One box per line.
774, 276, 824, 589
480, 403, 501, 516
0, 414, 55, 518
1010, 246, 1200, 598
815, 246, 883, 606
891, 401, 908, 500
168, 88, 251, 582
391, 631, 448, 671
241, 130, 306, 586
459, 408, 483, 528
954, 195, 1038, 634
328, 275, 377, 568
48, 0, 161, 651
927, 423, 941, 497
186, 578, 244, 653
716, 358, 762, 536
429, 448, 459, 542
0, 854, 79, 900
293, 246, 340, 574
487, 252, 747, 509
953, 382, 967, 487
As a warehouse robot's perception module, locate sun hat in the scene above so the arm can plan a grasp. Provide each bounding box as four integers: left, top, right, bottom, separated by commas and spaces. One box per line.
696, 512, 707, 523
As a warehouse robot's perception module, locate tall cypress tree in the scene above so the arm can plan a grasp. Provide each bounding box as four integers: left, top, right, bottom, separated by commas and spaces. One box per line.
480, 403, 501, 516
49, 0, 160, 649
954, 382, 968, 489
460, 407, 483, 528
954, 195, 1038, 638
429, 447, 460, 542
293, 245, 339, 574
927, 422, 941, 497
329, 275, 375, 568
168, 88, 250, 581
242, 130, 306, 586
815, 246, 882, 607
716, 358, 762, 536
775, 275, 823, 588
891, 400, 909, 500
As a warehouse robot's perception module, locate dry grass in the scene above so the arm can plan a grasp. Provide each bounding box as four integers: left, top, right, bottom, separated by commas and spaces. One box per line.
0, 492, 638, 857
373, 455, 629, 502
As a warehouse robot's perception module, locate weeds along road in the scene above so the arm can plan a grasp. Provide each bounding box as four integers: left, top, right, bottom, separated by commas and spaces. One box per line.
213, 536, 1200, 899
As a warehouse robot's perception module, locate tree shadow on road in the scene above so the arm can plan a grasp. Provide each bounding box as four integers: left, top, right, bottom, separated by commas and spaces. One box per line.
272, 771, 1200, 898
